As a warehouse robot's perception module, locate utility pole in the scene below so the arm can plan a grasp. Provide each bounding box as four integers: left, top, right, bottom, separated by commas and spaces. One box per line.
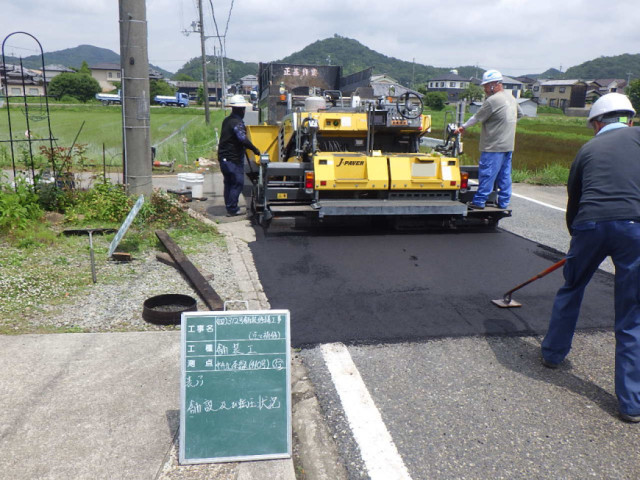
197, 0, 210, 124
119, 0, 152, 197
412, 58, 415, 90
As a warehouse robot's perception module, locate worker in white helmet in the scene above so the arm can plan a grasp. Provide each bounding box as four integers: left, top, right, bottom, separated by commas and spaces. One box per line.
541, 92, 640, 423
217, 94, 261, 216
454, 69, 523, 210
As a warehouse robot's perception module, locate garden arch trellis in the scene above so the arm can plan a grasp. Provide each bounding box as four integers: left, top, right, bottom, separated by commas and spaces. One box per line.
1, 31, 57, 189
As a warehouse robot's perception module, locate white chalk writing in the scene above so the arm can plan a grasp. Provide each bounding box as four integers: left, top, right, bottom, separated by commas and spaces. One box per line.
187, 395, 281, 415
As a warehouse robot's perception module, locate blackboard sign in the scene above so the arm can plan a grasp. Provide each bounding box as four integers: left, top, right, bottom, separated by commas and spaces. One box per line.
179, 310, 291, 464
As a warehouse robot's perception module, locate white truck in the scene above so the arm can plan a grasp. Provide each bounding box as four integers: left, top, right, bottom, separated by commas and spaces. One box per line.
153, 92, 189, 107
95, 90, 121, 105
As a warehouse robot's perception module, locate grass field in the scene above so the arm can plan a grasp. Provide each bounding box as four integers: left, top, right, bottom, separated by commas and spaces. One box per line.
425, 108, 597, 184
426, 108, 593, 168
0, 104, 225, 173
1, 102, 602, 185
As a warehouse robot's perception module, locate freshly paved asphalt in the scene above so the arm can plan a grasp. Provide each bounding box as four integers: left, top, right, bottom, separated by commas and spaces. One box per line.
250, 224, 613, 347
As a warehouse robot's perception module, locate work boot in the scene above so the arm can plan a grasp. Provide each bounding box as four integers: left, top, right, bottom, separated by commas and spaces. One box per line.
620, 412, 640, 423
541, 357, 560, 369
467, 202, 485, 210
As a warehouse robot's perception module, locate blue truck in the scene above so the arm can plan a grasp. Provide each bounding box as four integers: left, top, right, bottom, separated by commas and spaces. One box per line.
153, 92, 189, 107
95, 90, 121, 105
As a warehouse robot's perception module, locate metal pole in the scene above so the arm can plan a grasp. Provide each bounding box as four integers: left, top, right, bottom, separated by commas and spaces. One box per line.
198, 0, 210, 124
119, 0, 152, 197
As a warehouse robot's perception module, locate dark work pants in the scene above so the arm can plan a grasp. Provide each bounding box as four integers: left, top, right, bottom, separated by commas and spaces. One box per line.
541, 220, 640, 416
220, 159, 244, 213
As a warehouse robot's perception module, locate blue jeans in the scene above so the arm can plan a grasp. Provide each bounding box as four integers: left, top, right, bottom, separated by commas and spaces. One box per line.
541, 220, 640, 415
220, 159, 245, 213
473, 151, 513, 208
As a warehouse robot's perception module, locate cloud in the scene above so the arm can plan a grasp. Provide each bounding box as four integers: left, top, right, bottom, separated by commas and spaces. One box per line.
1, 0, 638, 77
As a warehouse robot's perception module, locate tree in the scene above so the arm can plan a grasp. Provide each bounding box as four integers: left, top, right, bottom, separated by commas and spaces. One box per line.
78, 60, 92, 76
460, 84, 484, 103
627, 79, 640, 114
196, 85, 205, 105
424, 92, 448, 111
150, 79, 176, 99
174, 73, 195, 81
48, 72, 100, 102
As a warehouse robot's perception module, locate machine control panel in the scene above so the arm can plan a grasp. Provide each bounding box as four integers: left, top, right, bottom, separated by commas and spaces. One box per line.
372, 110, 421, 129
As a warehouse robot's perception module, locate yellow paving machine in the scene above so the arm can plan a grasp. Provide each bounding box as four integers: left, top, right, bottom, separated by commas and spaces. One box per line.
245, 63, 511, 229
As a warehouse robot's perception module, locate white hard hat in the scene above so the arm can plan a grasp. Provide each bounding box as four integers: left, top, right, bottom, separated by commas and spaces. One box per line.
227, 94, 251, 108
481, 69, 503, 85
587, 92, 636, 126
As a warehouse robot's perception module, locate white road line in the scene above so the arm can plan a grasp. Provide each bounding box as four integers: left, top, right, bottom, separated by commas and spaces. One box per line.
511, 192, 566, 212
321, 343, 412, 480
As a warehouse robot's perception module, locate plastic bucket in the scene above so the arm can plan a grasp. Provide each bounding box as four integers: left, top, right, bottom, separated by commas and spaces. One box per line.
177, 173, 204, 198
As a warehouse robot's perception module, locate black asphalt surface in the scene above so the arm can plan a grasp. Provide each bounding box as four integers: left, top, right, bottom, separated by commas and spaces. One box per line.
249, 223, 614, 347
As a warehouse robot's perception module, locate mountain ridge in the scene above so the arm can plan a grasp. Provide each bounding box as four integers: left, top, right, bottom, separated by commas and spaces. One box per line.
5, 39, 639, 86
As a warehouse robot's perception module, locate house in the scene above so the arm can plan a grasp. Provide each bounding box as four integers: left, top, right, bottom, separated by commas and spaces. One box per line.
501, 76, 524, 98
340, 69, 416, 101
34, 64, 75, 82
514, 76, 537, 92
469, 97, 537, 117
167, 80, 222, 101
586, 78, 627, 104
90, 63, 122, 92
90, 63, 164, 92
239, 74, 258, 94
534, 79, 587, 110
0, 64, 45, 97
426, 71, 471, 102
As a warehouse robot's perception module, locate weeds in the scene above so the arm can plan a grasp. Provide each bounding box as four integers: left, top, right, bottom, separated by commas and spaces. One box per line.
0, 179, 44, 233
0, 176, 222, 334
513, 163, 570, 185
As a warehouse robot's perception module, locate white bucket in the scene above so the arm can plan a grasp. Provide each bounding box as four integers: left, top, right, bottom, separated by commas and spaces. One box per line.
177, 173, 204, 198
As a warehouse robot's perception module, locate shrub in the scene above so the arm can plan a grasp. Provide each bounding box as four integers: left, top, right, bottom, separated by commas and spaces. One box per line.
0, 179, 44, 233
48, 72, 101, 103
66, 178, 133, 223
424, 92, 448, 111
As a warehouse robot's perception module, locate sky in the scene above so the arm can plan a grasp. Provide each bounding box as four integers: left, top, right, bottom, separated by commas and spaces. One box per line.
2, 0, 639, 77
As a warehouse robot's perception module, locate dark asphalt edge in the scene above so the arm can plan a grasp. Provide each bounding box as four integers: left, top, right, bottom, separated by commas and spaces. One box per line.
189, 205, 349, 480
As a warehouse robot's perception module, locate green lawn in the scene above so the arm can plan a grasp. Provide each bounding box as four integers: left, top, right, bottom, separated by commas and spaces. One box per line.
0, 104, 225, 171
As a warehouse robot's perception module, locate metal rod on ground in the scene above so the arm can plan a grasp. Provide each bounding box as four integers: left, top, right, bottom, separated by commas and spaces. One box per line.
492, 258, 566, 308
88, 231, 96, 283
155, 230, 224, 310
62, 228, 116, 283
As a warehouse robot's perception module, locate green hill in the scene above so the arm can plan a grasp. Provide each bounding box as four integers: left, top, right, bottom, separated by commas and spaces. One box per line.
174, 56, 258, 85
279, 35, 462, 86
5, 44, 173, 78
563, 53, 640, 79
176, 36, 485, 87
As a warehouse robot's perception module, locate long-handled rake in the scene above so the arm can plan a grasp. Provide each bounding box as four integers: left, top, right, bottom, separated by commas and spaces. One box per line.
492, 258, 566, 308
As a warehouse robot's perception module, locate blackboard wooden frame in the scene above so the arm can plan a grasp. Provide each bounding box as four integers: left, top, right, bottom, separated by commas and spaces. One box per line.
179, 310, 291, 464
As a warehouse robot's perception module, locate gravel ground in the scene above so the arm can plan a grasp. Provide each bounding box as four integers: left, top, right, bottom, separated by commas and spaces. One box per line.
29, 237, 242, 333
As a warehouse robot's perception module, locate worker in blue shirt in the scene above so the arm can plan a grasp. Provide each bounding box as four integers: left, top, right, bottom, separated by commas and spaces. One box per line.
217, 94, 261, 217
